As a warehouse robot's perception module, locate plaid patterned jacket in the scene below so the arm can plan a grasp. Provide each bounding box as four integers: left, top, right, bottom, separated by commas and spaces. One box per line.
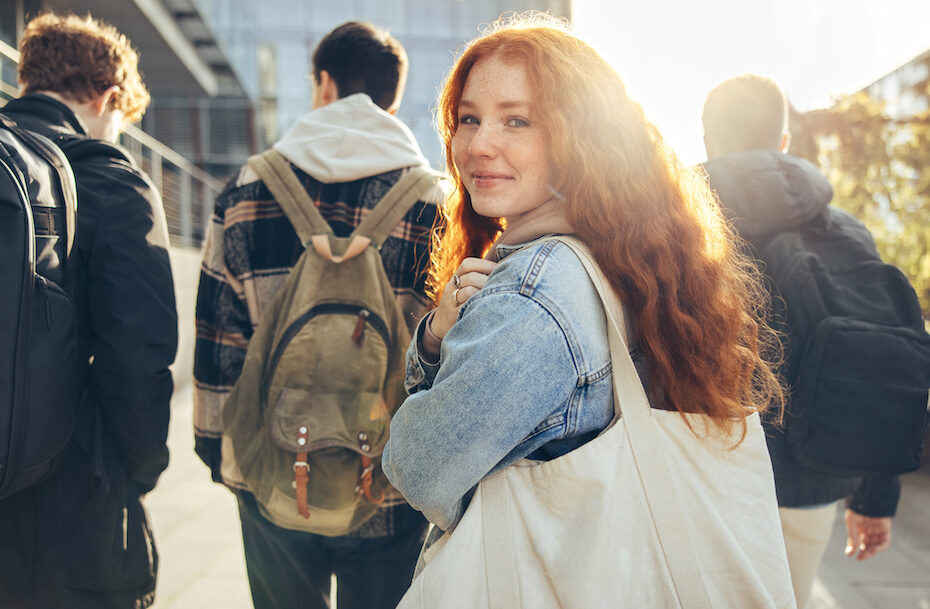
193, 161, 443, 535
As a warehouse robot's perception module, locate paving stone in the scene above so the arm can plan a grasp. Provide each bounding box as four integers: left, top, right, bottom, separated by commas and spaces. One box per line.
859, 585, 930, 609
810, 564, 873, 609
151, 491, 246, 606
204, 543, 249, 580
146, 504, 190, 538
160, 574, 253, 609
168, 247, 201, 389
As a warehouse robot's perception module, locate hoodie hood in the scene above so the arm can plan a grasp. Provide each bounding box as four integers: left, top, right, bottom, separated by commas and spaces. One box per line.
702, 151, 833, 238
273, 93, 430, 183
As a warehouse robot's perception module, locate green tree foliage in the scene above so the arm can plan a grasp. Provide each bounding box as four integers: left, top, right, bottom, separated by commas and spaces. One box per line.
790, 91, 930, 317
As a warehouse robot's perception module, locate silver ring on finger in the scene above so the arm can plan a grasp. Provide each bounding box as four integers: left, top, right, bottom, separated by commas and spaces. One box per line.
452, 273, 461, 288
453, 287, 464, 306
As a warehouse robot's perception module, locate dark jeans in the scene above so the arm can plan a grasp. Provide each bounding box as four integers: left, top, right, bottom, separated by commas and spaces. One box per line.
237, 491, 427, 609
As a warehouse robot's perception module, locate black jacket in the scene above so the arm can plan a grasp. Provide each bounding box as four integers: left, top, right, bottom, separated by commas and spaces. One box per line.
703, 150, 900, 517
0, 95, 178, 608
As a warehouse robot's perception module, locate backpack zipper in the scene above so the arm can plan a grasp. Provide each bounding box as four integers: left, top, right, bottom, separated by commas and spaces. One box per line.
263, 303, 391, 397
36, 275, 52, 329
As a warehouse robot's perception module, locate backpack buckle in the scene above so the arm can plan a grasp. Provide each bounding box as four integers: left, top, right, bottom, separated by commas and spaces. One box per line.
294, 450, 311, 519
356, 455, 385, 504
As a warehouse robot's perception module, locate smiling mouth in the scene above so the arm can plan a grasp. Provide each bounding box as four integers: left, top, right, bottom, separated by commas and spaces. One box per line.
472, 173, 512, 187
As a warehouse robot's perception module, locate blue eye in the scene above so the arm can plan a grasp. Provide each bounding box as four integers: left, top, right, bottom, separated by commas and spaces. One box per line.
459, 115, 479, 126
506, 117, 530, 128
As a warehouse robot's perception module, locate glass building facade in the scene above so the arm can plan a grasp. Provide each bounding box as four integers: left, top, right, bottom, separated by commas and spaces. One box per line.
3, 0, 571, 180
194, 0, 570, 167
864, 50, 930, 119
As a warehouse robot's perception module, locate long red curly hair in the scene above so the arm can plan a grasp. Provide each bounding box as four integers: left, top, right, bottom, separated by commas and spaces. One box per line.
429, 13, 784, 434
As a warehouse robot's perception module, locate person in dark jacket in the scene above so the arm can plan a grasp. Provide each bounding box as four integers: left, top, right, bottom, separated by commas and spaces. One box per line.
0, 14, 177, 609
701, 74, 899, 609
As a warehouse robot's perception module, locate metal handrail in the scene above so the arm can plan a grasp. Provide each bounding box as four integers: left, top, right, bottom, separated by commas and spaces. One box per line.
1, 37, 221, 192
0, 39, 17, 63
0, 80, 17, 100
124, 124, 222, 191
1, 37, 219, 247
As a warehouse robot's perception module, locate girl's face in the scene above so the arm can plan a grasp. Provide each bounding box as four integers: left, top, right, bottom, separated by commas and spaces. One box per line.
451, 54, 555, 225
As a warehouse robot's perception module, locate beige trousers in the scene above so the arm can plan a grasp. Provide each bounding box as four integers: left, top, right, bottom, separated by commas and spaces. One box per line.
778, 502, 840, 609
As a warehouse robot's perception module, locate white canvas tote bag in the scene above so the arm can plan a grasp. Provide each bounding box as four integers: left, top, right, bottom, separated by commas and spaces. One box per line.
396, 237, 796, 609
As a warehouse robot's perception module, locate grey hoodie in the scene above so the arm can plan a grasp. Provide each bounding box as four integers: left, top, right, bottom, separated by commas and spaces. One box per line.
273, 93, 430, 183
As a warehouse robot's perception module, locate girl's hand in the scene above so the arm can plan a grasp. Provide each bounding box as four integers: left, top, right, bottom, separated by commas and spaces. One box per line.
430, 258, 497, 339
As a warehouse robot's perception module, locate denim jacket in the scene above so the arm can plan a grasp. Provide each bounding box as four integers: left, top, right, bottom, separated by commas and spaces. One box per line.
382, 237, 645, 531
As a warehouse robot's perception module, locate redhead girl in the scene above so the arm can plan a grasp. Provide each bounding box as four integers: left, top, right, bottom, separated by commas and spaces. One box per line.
381, 12, 786, 593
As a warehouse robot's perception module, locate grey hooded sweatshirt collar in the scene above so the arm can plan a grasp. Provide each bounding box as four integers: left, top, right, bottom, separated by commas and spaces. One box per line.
273, 93, 429, 184
702, 150, 833, 238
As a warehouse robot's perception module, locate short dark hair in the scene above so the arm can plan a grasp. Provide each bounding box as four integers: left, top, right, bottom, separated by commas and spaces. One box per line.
702, 74, 787, 155
312, 22, 408, 112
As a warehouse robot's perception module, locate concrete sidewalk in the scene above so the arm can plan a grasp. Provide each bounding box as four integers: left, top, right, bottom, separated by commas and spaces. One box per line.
146, 247, 251, 609
150, 246, 930, 609
146, 383, 251, 609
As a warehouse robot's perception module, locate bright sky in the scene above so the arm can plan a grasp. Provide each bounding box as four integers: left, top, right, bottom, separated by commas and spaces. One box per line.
573, 0, 930, 165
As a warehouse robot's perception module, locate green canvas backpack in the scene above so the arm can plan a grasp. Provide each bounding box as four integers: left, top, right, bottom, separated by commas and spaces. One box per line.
222, 150, 440, 535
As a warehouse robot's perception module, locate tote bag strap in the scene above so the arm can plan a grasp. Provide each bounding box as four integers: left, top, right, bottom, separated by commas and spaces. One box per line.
480, 473, 522, 608
554, 236, 713, 608
480, 236, 712, 607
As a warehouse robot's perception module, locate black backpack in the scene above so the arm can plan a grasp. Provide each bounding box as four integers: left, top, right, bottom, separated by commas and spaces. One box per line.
755, 207, 930, 477
0, 113, 80, 500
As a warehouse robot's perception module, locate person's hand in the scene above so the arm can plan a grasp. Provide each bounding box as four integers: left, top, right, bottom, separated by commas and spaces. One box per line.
844, 510, 892, 561
429, 258, 497, 339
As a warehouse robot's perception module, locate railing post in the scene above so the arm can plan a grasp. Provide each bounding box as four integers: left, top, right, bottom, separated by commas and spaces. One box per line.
131, 137, 144, 166
201, 179, 214, 243
180, 170, 193, 247
150, 150, 163, 195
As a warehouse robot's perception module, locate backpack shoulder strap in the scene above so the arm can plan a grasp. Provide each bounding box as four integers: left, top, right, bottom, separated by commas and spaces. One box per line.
351, 165, 441, 248
0, 115, 77, 264
246, 149, 332, 245
248, 151, 440, 264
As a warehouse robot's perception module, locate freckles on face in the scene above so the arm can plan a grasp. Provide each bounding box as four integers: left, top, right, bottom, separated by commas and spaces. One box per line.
451, 54, 555, 224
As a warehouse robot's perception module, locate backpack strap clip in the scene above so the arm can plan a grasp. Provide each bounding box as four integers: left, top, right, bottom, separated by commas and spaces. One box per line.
356, 455, 385, 504
293, 425, 311, 519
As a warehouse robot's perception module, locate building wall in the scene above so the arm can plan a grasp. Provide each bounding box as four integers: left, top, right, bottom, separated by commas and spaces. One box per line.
0, 0, 42, 48
3, 1, 572, 182
0, 0, 44, 92
865, 51, 930, 119
197, 0, 571, 167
